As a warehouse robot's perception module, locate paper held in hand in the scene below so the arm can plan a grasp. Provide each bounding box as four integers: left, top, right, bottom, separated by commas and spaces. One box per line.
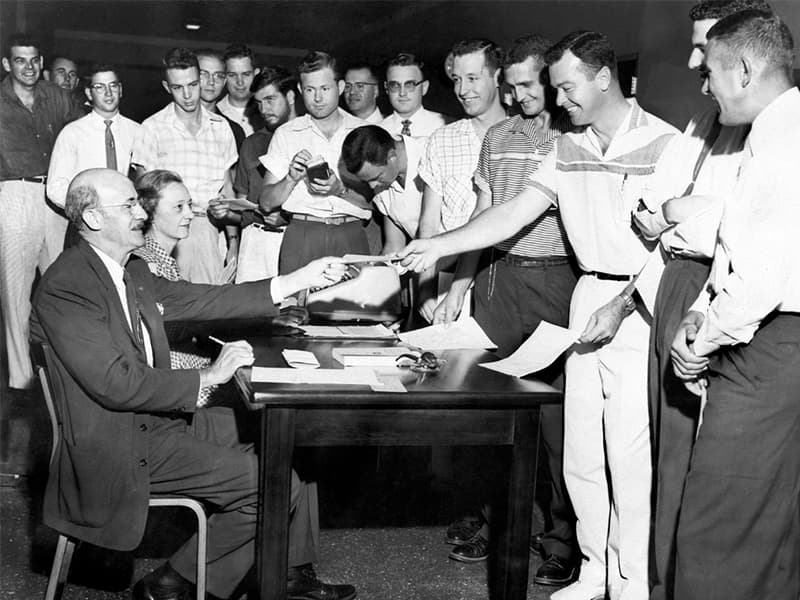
479, 321, 581, 378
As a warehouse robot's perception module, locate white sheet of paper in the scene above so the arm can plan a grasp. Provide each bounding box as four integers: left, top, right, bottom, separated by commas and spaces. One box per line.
298, 324, 396, 339
342, 253, 402, 265
281, 349, 320, 369
371, 373, 407, 393
479, 321, 580, 377
635, 249, 667, 316
398, 317, 496, 350
251, 367, 380, 386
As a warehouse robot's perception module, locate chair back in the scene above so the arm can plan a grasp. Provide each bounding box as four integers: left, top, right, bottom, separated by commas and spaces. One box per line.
31, 342, 61, 468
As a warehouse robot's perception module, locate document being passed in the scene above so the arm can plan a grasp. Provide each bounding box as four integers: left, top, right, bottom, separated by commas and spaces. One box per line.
479, 321, 581, 378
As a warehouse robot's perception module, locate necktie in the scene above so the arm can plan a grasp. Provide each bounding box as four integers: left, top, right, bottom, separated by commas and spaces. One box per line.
400, 119, 412, 136
122, 272, 144, 345
104, 119, 118, 171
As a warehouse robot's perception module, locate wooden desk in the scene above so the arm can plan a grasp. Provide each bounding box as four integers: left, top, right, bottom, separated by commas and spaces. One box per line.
234, 335, 561, 600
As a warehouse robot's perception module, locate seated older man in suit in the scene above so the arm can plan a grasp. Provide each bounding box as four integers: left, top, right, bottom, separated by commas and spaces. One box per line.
30, 167, 356, 600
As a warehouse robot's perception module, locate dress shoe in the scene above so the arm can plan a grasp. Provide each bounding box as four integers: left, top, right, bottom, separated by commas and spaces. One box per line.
287, 564, 357, 600
132, 562, 193, 600
534, 554, 578, 586
444, 515, 484, 545
448, 533, 489, 563
549, 579, 605, 600
530, 531, 545, 555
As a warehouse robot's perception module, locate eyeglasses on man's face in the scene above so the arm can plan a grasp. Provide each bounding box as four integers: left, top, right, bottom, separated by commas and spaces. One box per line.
385, 80, 424, 93
90, 81, 122, 94
200, 70, 226, 83
101, 199, 139, 213
344, 81, 378, 93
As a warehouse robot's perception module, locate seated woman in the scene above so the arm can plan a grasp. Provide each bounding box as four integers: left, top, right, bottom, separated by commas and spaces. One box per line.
133, 169, 217, 403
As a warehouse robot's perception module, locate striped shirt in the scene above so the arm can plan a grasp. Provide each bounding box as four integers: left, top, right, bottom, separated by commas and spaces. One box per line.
527, 99, 677, 276
418, 118, 481, 231
132, 104, 237, 211
475, 112, 572, 257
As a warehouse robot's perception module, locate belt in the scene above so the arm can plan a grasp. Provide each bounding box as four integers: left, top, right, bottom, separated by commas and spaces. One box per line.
2, 175, 47, 184
498, 252, 571, 268
291, 213, 363, 225
583, 271, 634, 281
665, 248, 712, 265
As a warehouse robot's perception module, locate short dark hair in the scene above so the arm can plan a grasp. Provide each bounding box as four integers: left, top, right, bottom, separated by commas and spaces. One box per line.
341, 125, 396, 174
223, 44, 257, 66
545, 30, 618, 80
451, 39, 503, 74
251, 65, 296, 95
503, 34, 552, 69
707, 9, 794, 77
163, 47, 198, 73
689, 0, 772, 21
135, 169, 185, 228
194, 48, 225, 63
345, 62, 380, 82
387, 52, 426, 79
298, 50, 340, 80
85, 63, 118, 84
5, 33, 40, 58
65, 184, 100, 230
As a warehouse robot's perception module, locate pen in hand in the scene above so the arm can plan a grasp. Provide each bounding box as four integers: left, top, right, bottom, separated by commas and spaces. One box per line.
208, 335, 226, 346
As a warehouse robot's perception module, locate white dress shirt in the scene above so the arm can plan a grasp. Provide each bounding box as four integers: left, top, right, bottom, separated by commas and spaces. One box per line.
691, 88, 800, 355
362, 106, 384, 124
372, 135, 426, 238
47, 111, 140, 207
380, 107, 447, 140
634, 107, 747, 259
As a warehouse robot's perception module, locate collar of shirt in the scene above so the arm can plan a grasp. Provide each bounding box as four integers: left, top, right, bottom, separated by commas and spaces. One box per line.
584, 98, 641, 156
747, 87, 799, 159
88, 109, 121, 126
158, 103, 223, 135
1, 75, 53, 109
288, 108, 365, 137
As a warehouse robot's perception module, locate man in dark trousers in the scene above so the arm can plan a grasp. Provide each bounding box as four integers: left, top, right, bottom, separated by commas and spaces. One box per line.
670, 10, 800, 600
31, 167, 356, 600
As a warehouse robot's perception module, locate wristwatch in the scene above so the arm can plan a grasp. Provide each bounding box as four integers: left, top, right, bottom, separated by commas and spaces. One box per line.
618, 290, 636, 314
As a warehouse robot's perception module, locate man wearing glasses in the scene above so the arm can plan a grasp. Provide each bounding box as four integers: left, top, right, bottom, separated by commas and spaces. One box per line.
380, 53, 447, 140
196, 49, 245, 149
48, 64, 140, 217
342, 62, 383, 123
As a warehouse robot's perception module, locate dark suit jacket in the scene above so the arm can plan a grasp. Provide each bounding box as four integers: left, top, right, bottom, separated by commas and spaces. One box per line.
31, 239, 275, 550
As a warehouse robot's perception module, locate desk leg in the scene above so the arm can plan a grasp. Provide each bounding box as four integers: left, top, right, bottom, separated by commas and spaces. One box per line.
492, 408, 538, 600
257, 407, 295, 600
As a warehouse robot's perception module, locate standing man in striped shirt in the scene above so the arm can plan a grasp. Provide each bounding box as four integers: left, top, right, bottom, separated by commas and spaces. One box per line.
400, 31, 677, 600
436, 35, 579, 586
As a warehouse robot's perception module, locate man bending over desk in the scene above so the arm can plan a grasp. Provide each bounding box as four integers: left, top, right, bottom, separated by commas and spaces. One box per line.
30, 167, 356, 600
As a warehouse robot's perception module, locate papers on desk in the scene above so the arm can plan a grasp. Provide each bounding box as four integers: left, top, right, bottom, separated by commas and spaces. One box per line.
479, 321, 580, 378
281, 349, 320, 369
398, 317, 497, 350
298, 324, 396, 339
252, 366, 380, 386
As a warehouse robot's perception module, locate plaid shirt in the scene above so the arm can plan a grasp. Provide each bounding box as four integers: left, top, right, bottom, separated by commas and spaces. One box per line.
418, 118, 482, 231
132, 104, 237, 210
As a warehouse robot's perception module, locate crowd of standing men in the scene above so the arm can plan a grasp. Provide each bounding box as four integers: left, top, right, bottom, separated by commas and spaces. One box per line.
1, 1, 798, 599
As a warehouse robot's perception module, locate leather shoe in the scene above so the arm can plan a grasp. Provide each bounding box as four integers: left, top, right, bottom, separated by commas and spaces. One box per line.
287, 564, 357, 600
444, 515, 484, 545
448, 533, 489, 563
132, 562, 193, 600
534, 554, 578, 586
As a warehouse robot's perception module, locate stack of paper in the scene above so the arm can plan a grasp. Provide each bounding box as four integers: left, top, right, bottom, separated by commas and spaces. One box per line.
298, 324, 396, 339
331, 346, 411, 366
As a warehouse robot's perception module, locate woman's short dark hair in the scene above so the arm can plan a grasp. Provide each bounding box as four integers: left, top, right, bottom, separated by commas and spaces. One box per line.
135, 169, 185, 228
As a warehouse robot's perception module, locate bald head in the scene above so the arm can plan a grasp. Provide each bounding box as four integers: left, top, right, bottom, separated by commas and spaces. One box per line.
65, 169, 147, 262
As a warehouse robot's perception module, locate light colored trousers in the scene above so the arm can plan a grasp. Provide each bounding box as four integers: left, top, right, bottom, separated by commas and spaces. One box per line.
564, 274, 652, 600
0, 180, 68, 388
